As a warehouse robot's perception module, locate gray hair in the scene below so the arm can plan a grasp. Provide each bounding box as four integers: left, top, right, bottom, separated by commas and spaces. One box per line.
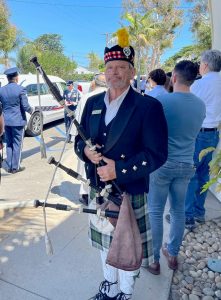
94, 73, 107, 87
201, 49, 221, 72
128, 62, 134, 69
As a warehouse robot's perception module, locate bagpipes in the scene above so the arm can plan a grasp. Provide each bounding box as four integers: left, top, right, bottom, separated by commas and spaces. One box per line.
48, 156, 122, 207
46, 156, 143, 271
34, 199, 119, 220
30, 57, 143, 271
30, 56, 123, 203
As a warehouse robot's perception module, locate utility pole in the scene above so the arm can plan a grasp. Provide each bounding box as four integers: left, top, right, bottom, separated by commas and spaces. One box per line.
101, 33, 112, 46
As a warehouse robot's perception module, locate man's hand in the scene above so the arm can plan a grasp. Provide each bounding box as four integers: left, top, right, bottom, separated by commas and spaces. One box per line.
97, 157, 116, 182
84, 145, 102, 164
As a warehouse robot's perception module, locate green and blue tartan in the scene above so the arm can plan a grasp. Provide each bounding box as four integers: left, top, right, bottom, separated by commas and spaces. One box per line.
88, 191, 154, 266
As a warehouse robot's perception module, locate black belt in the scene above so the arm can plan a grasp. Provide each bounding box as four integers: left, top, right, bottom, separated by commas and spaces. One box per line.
200, 127, 217, 132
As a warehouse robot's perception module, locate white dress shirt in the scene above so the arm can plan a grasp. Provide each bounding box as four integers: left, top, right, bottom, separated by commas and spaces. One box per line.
190, 72, 221, 128
104, 86, 130, 125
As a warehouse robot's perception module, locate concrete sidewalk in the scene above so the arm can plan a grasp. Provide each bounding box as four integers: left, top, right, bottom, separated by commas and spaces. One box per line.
0, 148, 221, 300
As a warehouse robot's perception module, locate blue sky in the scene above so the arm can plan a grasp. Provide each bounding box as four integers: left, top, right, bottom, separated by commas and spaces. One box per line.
6, 0, 193, 68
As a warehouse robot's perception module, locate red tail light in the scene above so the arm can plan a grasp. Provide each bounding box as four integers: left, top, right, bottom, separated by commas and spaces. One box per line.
78, 85, 82, 92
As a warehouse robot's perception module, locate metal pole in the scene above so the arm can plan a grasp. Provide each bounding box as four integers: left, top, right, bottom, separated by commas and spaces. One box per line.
36, 71, 47, 158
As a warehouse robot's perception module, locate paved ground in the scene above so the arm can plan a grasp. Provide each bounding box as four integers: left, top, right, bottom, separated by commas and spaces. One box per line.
0, 127, 221, 299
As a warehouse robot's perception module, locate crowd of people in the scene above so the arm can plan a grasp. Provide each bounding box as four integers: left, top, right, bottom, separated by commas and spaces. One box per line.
0, 27, 221, 300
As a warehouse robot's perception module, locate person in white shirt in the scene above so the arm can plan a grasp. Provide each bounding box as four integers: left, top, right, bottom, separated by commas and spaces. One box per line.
144, 68, 168, 97
184, 49, 221, 229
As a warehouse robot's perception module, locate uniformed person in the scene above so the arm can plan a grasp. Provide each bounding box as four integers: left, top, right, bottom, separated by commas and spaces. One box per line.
0, 67, 33, 173
0, 103, 4, 136
63, 80, 78, 143
0, 103, 4, 181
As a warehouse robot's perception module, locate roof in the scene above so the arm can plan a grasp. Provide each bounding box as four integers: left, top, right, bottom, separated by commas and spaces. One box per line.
75, 66, 94, 74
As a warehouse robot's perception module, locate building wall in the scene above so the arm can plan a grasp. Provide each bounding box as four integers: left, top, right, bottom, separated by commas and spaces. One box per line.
209, 0, 221, 50
208, 0, 221, 201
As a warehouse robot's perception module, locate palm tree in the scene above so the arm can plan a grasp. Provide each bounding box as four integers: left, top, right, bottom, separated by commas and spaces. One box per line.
0, 24, 23, 69
123, 11, 159, 91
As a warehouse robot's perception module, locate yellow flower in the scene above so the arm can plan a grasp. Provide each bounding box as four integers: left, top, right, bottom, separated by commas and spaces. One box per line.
116, 28, 129, 48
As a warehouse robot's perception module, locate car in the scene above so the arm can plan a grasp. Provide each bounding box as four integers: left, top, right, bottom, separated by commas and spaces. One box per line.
0, 73, 66, 136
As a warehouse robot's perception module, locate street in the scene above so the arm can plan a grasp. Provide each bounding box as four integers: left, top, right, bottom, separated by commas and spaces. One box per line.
1, 120, 78, 203
0, 120, 100, 300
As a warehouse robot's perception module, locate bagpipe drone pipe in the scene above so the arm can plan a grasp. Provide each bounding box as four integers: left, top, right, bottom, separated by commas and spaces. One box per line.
30, 56, 123, 206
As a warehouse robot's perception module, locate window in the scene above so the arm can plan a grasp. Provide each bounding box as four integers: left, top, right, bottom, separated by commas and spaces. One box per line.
26, 83, 49, 96
58, 82, 67, 92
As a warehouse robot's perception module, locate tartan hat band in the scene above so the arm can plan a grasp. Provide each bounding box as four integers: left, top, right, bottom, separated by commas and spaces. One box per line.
104, 45, 135, 66
104, 51, 128, 61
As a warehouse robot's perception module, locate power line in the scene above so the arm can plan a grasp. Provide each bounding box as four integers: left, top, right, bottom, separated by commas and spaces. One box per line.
101, 33, 113, 46
7, 0, 190, 9
7, 0, 122, 8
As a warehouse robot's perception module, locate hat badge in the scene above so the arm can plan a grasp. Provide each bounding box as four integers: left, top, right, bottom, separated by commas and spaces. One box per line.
123, 47, 131, 58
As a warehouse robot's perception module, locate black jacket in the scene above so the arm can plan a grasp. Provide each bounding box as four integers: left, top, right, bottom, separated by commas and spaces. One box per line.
74, 87, 168, 195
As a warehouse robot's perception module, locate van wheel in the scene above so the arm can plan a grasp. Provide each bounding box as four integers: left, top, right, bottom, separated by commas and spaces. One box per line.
26, 112, 42, 136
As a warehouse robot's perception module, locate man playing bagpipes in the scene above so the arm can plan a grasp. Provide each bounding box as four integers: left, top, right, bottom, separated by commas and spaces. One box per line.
74, 28, 168, 300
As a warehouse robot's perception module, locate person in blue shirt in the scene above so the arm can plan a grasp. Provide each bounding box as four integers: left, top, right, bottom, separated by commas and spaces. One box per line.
0, 67, 33, 173
63, 80, 78, 143
144, 68, 168, 97
147, 61, 205, 275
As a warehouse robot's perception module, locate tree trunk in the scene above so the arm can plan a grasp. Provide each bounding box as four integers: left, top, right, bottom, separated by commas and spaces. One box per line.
155, 47, 161, 67
4, 53, 10, 69
150, 46, 157, 71
136, 42, 141, 93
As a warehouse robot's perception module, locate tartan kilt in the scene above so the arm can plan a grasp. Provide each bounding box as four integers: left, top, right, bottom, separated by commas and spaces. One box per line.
88, 191, 154, 266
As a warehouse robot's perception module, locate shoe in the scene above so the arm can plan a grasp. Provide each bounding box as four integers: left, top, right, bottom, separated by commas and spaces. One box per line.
194, 215, 205, 224
185, 217, 196, 230
89, 280, 118, 300
147, 261, 160, 275
162, 243, 178, 270
11, 166, 26, 174
7, 169, 12, 173
79, 194, 88, 206
116, 292, 132, 300
165, 214, 170, 224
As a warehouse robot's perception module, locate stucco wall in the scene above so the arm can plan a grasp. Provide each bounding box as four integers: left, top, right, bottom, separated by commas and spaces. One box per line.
208, 0, 221, 201
209, 0, 221, 50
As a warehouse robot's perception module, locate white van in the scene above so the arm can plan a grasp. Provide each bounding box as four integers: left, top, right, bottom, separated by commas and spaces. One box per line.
0, 73, 66, 136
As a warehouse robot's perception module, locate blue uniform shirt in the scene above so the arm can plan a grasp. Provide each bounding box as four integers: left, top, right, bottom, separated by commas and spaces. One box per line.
0, 82, 32, 126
